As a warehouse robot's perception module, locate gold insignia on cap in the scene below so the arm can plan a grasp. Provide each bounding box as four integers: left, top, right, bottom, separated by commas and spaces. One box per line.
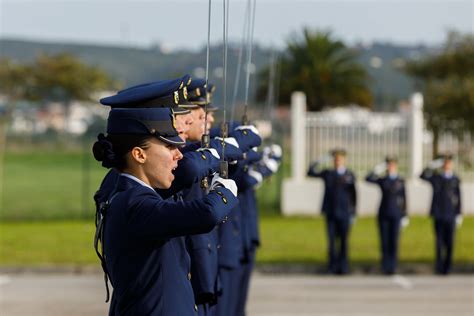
183, 86, 188, 100
206, 93, 211, 103
171, 113, 177, 129
179, 81, 184, 89
173, 91, 179, 104
195, 88, 201, 97
187, 77, 192, 86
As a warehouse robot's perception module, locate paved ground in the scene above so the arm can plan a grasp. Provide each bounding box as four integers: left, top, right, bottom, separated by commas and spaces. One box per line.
0, 272, 473, 316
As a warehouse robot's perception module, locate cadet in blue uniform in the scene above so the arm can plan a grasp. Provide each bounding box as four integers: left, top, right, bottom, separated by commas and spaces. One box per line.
92, 106, 239, 316
96, 76, 245, 315
307, 149, 357, 274
95, 77, 194, 202
168, 78, 246, 316
213, 124, 262, 316
98, 76, 233, 200
420, 154, 462, 275
233, 145, 281, 316
182, 78, 222, 316
366, 156, 407, 274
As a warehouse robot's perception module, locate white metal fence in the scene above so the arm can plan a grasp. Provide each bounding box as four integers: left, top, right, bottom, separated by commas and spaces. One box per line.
305, 109, 410, 178
305, 106, 473, 181
282, 92, 474, 215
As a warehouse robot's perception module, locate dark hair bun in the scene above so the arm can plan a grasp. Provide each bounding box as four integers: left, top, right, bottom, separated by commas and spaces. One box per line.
92, 133, 117, 168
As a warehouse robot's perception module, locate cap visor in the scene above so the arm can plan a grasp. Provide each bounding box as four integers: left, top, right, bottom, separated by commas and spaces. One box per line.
173, 107, 191, 115
188, 98, 207, 105
179, 103, 200, 109
206, 105, 219, 112
158, 135, 186, 146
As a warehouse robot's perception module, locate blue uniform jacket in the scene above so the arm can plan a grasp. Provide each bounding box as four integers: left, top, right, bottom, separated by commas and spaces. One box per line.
237, 189, 252, 260
366, 173, 407, 219
420, 168, 461, 220
217, 161, 250, 269
181, 139, 244, 161
101, 175, 238, 316
209, 126, 262, 152
182, 181, 220, 305
247, 162, 276, 248
231, 161, 262, 261
307, 166, 357, 219
255, 163, 274, 179
217, 205, 242, 269
94, 169, 121, 207
243, 162, 277, 251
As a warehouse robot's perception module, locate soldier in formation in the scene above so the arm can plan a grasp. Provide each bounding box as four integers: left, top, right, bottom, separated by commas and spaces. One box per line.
307, 149, 357, 274
421, 153, 462, 275
93, 75, 281, 315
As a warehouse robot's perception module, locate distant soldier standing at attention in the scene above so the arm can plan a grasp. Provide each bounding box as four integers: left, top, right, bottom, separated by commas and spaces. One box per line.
307, 149, 357, 274
420, 153, 462, 275
366, 156, 408, 275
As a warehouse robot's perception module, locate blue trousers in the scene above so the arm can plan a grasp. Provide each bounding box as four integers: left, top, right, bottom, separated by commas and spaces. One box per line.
197, 304, 209, 316
326, 217, 350, 274
214, 267, 239, 316
434, 218, 456, 274
234, 249, 256, 316
378, 217, 400, 274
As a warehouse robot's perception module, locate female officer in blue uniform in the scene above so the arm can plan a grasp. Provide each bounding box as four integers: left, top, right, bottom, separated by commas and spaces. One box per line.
307, 149, 357, 274
92, 106, 239, 315
96, 75, 243, 201
420, 154, 462, 275
366, 156, 407, 274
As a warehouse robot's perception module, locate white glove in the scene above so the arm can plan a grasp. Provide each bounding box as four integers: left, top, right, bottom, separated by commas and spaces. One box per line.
400, 216, 410, 229
263, 146, 272, 157
456, 215, 463, 227
429, 159, 444, 169
270, 144, 282, 158
309, 160, 319, 174
234, 125, 260, 135
196, 147, 220, 160
350, 215, 356, 225
263, 157, 279, 173
373, 162, 387, 176
214, 136, 239, 148
248, 167, 263, 188
210, 173, 237, 197
318, 154, 332, 164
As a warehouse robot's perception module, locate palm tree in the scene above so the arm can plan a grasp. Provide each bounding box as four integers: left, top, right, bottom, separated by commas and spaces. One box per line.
257, 29, 372, 110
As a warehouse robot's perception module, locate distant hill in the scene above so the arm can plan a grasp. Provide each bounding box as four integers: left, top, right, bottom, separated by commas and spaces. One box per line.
0, 38, 434, 111
355, 42, 432, 110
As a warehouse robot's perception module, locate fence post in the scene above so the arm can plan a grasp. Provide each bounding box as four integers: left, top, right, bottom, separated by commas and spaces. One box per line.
408, 92, 424, 179
291, 92, 306, 182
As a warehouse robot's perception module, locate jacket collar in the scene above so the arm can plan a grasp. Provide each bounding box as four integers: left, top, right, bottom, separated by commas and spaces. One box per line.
116, 174, 158, 194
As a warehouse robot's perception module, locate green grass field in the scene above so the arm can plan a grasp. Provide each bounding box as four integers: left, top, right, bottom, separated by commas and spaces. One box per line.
0, 150, 472, 267
258, 215, 474, 264
0, 216, 473, 266
1, 148, 285, 220
2, 149, 109, 220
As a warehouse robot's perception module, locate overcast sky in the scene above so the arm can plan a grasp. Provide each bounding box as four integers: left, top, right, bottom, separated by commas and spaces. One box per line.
0, 0, 472, 49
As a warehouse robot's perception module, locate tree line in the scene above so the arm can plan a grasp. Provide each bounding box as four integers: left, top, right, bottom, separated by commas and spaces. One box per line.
1, 29, 473, 156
